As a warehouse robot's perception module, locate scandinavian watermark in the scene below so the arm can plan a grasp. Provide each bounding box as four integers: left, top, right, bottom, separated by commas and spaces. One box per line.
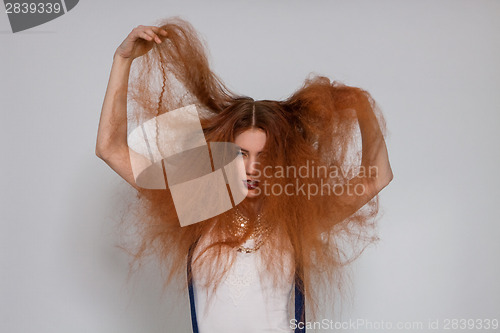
250, 161, 379, 200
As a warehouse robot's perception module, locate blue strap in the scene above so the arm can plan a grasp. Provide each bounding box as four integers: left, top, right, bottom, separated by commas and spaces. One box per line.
187, 241, 200, 333
294, 267, 306, 333
187, 241, 306, 333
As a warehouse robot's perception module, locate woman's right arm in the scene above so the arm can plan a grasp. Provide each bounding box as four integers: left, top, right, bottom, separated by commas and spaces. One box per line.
95, 25, 167, 190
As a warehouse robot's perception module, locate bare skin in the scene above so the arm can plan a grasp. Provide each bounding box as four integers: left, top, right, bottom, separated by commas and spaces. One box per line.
95, 25, 168, 190
234, 128, 267, 215
95, 24, 393, 227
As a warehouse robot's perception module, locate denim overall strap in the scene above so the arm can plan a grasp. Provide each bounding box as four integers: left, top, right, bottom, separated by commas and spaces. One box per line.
294, 265, 306, 333
186, 241, 306, 333
187, 240, 200, 333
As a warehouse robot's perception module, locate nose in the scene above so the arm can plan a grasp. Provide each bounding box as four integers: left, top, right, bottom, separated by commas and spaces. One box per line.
245, 156, 259, 176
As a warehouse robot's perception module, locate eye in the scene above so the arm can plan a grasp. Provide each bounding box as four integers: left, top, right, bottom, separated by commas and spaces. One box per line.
237, 150, 248, 157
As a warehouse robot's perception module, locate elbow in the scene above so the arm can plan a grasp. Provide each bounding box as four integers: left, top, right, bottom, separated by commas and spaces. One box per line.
95, 145, 102, 158
95, 144, 110, 160
380, 170, 394, 190
386, 168, 394, 183
95, 149, 104, 159
372, 169, 393, 193
95, 139, 113, 160
95, 142, 126, 161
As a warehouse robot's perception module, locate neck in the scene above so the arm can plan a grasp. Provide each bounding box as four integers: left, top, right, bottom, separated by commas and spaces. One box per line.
238, 196, 265, 218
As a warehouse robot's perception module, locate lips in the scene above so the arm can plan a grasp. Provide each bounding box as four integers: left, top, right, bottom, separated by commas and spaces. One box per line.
244, 179, 260, 190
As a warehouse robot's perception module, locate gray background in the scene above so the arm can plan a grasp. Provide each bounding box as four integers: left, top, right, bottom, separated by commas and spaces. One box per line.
1, 0, 499, 332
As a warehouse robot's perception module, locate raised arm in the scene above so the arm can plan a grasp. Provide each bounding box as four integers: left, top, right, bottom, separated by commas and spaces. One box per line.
330, 92, 394, 224
357, 94, 393, 191
95, 25, 168, 190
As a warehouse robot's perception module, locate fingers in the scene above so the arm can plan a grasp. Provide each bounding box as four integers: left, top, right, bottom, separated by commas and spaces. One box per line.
143, 29, 161, 43
151, 26, 168, 37
133, 25, 168, 44
138, 30, 155, 42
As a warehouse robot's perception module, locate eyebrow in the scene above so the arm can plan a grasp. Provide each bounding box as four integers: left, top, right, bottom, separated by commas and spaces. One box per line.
239, 148, 264, 154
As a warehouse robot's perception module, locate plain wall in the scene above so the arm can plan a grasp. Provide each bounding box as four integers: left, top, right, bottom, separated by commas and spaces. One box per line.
1, 0, 499, 332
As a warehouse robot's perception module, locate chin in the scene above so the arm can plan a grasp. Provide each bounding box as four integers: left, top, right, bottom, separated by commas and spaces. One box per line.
246, 189, 261, 199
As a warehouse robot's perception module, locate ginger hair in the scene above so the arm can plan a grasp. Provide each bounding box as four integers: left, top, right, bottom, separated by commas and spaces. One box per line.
119, 16, 387, 319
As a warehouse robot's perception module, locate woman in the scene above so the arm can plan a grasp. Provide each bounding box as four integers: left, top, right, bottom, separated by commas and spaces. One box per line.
96, 17, 393, 333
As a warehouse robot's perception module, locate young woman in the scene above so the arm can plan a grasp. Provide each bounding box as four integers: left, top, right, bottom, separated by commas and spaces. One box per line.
96, 17, 393, 333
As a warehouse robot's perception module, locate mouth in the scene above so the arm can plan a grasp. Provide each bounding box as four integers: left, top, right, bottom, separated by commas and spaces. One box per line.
243, 179, 260, 190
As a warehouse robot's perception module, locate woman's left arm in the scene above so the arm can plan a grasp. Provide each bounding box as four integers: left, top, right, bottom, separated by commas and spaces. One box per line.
330, 94, 394, 224
357, 95, 393, 192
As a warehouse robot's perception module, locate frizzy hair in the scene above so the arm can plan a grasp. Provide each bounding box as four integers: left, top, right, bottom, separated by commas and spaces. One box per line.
119, 16, 388, 319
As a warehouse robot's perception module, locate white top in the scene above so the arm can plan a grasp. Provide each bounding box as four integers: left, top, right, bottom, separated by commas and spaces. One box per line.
191, 236, 295, 333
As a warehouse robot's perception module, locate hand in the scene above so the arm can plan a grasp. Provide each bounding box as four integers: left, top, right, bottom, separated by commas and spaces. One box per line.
114, 25, 168, 60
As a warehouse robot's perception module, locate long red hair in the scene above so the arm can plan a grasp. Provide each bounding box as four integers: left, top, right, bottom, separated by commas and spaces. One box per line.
120, 16, 387, 318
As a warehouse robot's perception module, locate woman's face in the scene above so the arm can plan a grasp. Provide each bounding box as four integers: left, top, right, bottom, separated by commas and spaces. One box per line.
234, 128, 266, 198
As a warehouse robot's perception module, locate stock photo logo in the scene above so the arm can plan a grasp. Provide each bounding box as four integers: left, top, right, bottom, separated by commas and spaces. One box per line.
3, 0, 79, 33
